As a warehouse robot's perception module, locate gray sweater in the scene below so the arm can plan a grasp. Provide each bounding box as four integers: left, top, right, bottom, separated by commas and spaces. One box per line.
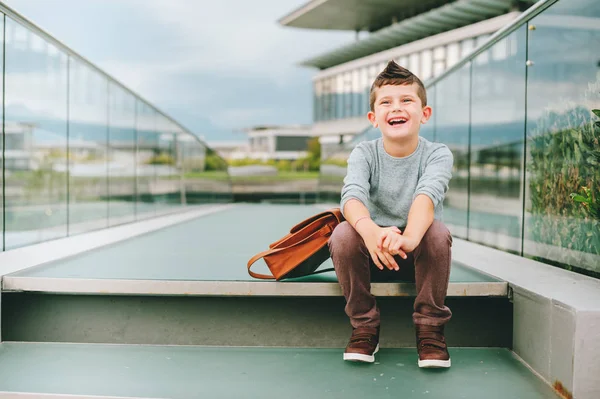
340, 136, 453, 228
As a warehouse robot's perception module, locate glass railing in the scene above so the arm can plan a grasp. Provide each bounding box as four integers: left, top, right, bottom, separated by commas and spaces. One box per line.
319, 0, 600, 277
0, 6, 232, 251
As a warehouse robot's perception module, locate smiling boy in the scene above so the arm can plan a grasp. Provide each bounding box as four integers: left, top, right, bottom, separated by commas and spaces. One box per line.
328, 60, 454, 368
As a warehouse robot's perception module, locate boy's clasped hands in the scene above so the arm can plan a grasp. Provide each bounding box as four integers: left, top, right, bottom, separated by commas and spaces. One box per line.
365, 225, 420, 271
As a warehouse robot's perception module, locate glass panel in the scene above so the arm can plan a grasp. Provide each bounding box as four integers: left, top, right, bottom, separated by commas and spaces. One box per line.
352, 69, 360, 117
446, 42, 460, 68
185, 137, 230, 204
469, 28, 527, 253
461, 38, 475, 58
421, 49, 433, 81
135, 101, 157, 219
154, 119, 181, 214
344, 72, 352, 118
4, 18, 68, 249
67, 58, 109, 234
435, 64, 471, 239
397, 56, 408, 69
107, 83, 136, 225
330, 76, 336, 121
0, 16, 3, 250
336, 74, 344, 119
408, 53, 420, 76
524, 0, 600, 276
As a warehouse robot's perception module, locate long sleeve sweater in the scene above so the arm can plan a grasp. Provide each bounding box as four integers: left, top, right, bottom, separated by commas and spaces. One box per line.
340, 136, 453, 228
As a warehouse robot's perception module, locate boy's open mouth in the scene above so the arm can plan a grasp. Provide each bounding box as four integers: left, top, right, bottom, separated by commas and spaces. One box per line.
388, 117, 407, 126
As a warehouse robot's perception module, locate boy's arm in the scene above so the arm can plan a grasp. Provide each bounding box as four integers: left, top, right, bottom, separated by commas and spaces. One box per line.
341, 146, 403, 270
380, 146, 453, 254
400, 194, 435, 249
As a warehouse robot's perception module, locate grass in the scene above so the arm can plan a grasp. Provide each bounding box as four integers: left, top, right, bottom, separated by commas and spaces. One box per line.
184, 171, 319, 182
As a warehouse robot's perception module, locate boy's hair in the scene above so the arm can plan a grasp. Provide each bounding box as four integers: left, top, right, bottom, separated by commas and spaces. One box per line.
369, 60, 427, 111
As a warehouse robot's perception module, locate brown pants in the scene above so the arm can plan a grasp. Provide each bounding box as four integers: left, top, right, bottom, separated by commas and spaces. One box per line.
328, 220, 453, 328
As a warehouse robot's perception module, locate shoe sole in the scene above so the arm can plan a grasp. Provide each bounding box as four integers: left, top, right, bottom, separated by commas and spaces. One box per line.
418, 359, 451, 368
343, 344, 379, 363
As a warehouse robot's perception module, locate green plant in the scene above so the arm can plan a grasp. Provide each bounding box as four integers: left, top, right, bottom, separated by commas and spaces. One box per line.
204, 148, 228, 171
147, 152, 175, 165
568, 108, 600, 221
528, 102, 600, 261
570, 186, 599, 219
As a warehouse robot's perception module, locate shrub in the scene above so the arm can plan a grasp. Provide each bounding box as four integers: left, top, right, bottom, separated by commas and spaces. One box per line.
528, 103, 600, 260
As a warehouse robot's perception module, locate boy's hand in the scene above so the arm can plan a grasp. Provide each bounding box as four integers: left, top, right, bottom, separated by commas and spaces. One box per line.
382, 233, 420, 257
363, 227, 401, 271
377, 228, 408, 260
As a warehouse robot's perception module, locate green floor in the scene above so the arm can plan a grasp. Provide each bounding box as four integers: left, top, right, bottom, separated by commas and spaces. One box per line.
0, 343, 557, 399
10, 204, 498, 283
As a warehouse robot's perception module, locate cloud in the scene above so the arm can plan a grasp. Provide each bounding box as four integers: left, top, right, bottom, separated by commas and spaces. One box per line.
3, 0, 354, 140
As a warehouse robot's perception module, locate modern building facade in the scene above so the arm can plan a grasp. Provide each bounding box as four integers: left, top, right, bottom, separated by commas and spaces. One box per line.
280, 0, 538, 156
241, 125, 316, 161
280, 0, 600, 278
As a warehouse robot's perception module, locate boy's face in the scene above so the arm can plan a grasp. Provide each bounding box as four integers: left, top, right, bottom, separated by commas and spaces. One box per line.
367, 83, 432, 142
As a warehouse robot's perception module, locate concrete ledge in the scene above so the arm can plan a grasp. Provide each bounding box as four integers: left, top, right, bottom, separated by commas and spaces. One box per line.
1, 277, 507, 297
0, 204, 236, 278
452, 238, 600, 399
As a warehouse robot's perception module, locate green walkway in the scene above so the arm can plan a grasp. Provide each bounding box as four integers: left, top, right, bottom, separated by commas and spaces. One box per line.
10, 204, 497, 283
0, 343, 557, 399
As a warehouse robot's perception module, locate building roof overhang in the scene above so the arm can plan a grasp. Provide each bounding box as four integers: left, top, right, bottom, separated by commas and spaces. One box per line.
279, 0, 452, 32
285, 0, 535, 69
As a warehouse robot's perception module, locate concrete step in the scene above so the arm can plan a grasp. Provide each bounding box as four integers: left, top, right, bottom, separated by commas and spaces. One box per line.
1, 204, 512, 347
1, 293, 511, 347
0, 342, 559, 399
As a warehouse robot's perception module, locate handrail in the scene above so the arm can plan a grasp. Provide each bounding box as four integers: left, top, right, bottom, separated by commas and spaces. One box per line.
425, 0, 560, 87
0, 1, 215, 152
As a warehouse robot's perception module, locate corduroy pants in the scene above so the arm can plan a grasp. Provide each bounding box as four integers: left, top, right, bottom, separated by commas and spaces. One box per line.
328, 220, 453, 328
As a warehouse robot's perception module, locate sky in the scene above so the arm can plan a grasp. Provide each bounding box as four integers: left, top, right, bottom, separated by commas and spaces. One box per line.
4, 0, 353, 143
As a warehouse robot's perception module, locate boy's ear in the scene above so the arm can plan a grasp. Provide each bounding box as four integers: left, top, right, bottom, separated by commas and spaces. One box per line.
421, 105, 432, 124
368, 111, 377, 127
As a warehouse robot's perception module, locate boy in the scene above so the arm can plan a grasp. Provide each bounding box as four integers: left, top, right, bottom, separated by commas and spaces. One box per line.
328, 60, 453, 368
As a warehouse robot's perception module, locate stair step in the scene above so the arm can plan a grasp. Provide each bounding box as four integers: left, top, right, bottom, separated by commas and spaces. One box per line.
4, 204, 505, 297
0, 343, 558, 399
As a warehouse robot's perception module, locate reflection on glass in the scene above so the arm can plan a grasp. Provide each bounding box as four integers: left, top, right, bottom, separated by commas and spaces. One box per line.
183, 135, 231, 204
107, 83, 136, 225
436, 64, 471, 239
135, 101, 158, 219
524, 0, 600, 275
68, 59, 109, 234
0, 16, 3, 250
154, 120, 180, 214
4, 18, 68, 249
318, 146, 349, 204
469, 28, 526, 253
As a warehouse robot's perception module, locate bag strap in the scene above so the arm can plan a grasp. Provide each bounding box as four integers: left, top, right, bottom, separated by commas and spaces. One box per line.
247, 249, 279, 279
289, 208, 343, 233
247, 223, 334, 280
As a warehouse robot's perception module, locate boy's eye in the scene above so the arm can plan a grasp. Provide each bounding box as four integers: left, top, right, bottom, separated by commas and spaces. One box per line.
403, 98, 412, 103
381, 100, 390, 104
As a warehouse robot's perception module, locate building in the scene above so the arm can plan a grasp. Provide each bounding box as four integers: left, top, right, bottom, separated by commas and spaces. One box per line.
279, 0, 537, 157
227, 125, 317, 161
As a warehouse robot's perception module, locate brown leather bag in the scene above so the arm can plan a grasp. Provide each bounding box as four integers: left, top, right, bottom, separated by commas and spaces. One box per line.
247, 208, 345, 280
